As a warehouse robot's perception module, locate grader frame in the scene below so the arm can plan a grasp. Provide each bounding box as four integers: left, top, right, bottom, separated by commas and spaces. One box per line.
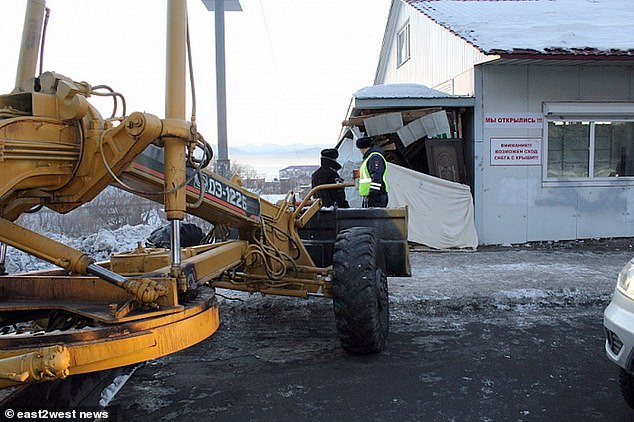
0, 0, 409, 388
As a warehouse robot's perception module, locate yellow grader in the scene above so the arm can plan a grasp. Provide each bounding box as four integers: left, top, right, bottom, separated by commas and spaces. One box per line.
0, 0, 409, 389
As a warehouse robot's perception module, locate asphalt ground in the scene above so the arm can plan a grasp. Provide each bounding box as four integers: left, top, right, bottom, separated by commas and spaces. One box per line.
4, 239, 634, 421
109, 306, 627, 421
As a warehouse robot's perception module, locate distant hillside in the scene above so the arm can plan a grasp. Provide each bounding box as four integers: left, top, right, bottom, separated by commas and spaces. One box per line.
219, 144, 332, 179
229, 144, 329, 157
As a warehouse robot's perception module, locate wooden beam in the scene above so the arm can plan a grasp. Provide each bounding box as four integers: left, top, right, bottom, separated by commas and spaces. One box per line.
342, 107, 444, 127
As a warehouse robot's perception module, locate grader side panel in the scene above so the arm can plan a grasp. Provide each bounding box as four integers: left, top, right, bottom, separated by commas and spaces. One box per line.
298, 207, 411, 277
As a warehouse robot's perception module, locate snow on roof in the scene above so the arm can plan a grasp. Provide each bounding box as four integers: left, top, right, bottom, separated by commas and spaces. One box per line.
353, 83, 453, 99
405, 0, 634, 56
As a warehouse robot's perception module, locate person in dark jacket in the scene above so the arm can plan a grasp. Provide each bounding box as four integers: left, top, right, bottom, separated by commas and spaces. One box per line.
311, 148, 350, 208
356, 137, 388, 208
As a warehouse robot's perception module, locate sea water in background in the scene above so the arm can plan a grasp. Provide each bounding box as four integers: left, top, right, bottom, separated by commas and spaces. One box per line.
228, 144, 328, 180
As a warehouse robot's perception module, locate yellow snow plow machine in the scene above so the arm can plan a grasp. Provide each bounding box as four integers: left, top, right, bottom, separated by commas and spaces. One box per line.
0, 0, 409, 389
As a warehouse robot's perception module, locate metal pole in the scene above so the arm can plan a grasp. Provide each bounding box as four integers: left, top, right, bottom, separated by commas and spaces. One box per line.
0, 243, 7, 275
214, 0, 231, 178
169, 220, 181, 269
165, 0, 188, 275
14, 0, 46, 91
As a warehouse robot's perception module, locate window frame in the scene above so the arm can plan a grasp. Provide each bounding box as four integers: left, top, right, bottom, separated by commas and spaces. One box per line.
396, 22, 410, 68
542, 102, 634, 187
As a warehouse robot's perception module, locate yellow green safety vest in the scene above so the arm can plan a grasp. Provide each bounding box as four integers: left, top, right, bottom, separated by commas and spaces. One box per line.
359, 152, 388, 196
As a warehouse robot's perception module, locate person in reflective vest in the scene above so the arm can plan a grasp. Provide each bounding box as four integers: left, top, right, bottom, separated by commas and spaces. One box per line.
356, 136, 388, 207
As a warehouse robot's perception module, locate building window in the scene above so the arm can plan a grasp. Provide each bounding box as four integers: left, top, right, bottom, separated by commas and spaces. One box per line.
546, 121, 590, 178
397, 23, 410, 67
594, 122, 634, 177
544, 103, 634, 184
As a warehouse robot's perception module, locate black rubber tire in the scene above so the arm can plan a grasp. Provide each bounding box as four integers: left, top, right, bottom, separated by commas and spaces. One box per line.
332, 226, 389, 354
620, 368, 634, 409
146, 223, 204, 248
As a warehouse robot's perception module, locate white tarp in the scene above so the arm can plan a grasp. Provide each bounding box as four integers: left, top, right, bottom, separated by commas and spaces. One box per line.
386, 164, 478, 250
336, 137, 478, 249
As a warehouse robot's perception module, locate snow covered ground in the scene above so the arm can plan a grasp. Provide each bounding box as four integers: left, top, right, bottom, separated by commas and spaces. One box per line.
5, 223, 631, 317
5, 224, 160, 274
388, 242, 632, 320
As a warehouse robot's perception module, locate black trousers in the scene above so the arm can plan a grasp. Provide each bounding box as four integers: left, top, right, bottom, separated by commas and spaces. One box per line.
363, 191, 388, 208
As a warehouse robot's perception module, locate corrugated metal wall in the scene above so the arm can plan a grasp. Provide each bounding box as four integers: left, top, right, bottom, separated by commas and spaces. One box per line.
478, 63, 634, 244
376, 1, 487, 94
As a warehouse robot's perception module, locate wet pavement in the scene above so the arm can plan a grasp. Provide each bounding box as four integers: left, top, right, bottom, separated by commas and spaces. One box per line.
107, 240, 634, 421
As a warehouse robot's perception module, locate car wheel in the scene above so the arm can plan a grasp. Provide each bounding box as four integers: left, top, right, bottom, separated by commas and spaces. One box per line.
619, 368, 634, 409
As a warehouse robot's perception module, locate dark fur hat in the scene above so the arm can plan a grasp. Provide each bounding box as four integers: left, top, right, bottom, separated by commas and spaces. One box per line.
320, 148, 339, 159
355, 137, 372, 149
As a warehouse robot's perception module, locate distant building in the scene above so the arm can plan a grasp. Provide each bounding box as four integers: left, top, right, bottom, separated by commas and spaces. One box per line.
243, 178, 266, 194
279, 165, 318, 179
263, 180, 282, 194
279, 165, 318, 191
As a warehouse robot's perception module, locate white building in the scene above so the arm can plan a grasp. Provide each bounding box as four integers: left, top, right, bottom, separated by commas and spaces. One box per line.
369, 0, 634, 245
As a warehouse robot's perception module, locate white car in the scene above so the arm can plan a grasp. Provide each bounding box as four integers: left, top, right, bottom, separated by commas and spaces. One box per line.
604, 258, 634, 408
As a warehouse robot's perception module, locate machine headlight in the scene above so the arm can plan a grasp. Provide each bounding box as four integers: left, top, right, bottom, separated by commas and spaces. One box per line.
617, 259, 634, 299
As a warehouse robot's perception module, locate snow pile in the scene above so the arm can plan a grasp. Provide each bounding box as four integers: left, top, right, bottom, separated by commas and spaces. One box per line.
353, 83, 453, 99
99, 367, 139, 408
5, 224, 160, 274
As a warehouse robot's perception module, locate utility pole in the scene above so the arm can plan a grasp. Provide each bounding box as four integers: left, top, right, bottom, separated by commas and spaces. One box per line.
201, 0, 242, 179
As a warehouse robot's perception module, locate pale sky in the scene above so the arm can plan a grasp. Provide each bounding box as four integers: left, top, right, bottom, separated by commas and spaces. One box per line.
1, 0, 390, 148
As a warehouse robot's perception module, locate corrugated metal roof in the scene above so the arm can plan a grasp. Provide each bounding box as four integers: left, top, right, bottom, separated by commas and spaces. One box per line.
404, 0, 634, 57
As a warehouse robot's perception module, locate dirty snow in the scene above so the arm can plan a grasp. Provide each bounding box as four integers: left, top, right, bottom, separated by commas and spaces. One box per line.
4, 222, 631, 324
353, 83, 453, 99
5, 224, 160, 274
99, 367, 138, 407
380, 244, 631, 329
